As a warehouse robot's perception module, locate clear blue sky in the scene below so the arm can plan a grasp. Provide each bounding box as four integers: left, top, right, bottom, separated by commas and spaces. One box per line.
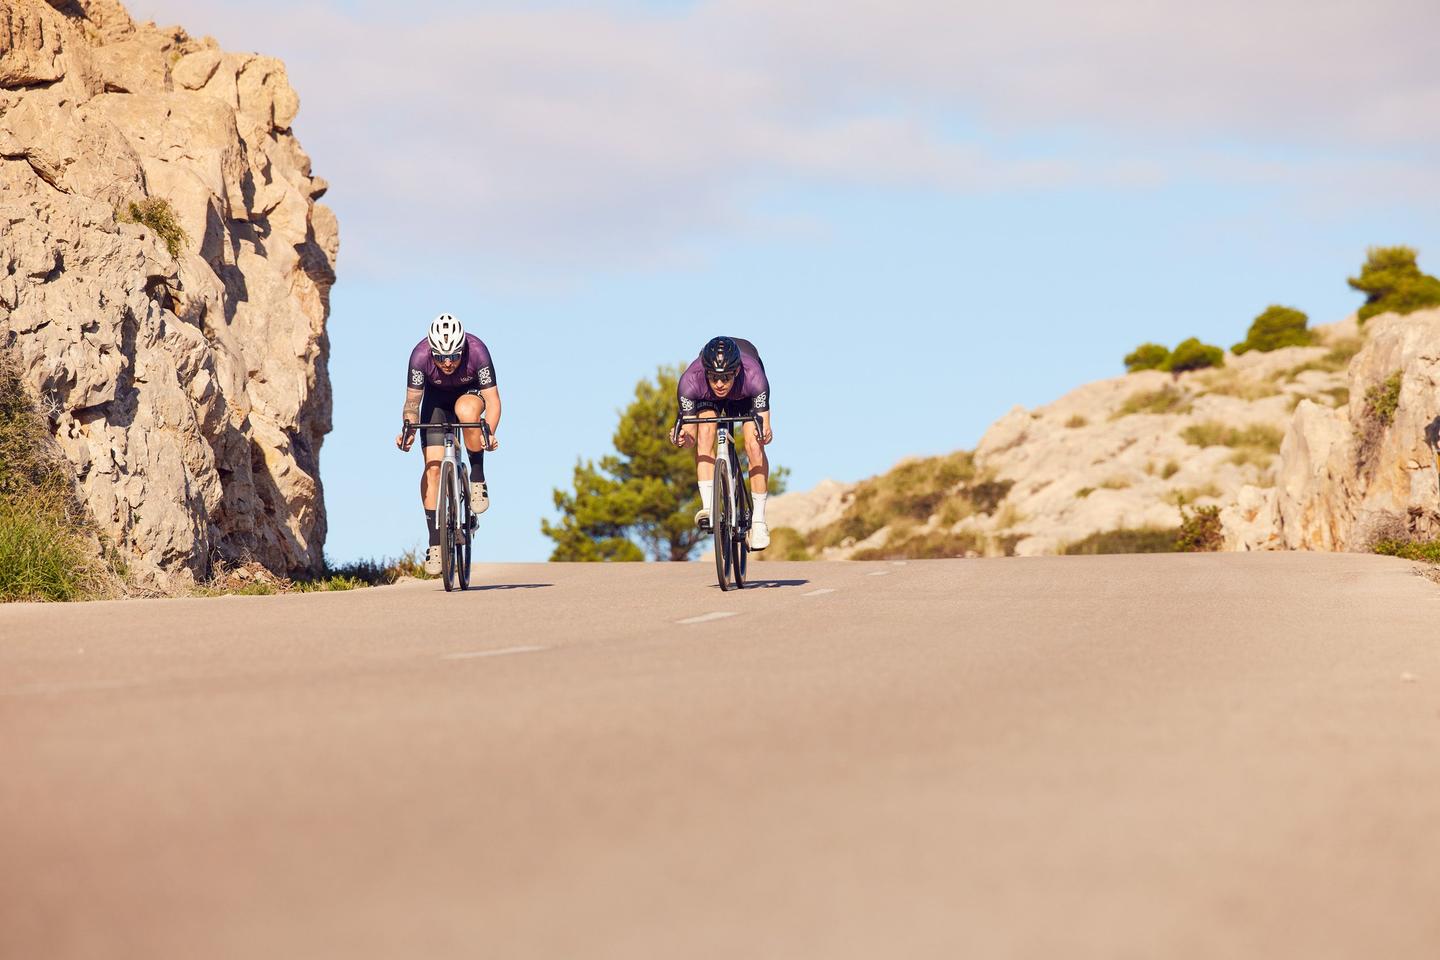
130, 0, 1440, 563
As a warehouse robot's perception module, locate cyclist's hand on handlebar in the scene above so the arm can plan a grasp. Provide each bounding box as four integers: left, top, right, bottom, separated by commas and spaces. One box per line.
396, 424, 416, 452
485, 433, 499, 452
671, 425, 693, 448
760, 427, 773, 445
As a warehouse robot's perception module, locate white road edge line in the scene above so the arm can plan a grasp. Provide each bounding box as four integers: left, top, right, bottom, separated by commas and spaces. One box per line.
677, 611, 739, 625
803, 588, 836, 597
442, 645, 548, 661
868, 570, 892, 577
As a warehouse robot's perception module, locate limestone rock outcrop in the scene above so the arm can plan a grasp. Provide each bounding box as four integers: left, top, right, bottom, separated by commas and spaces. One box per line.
770, 320, 1356, 558
1, 0, 337, 589
1243, 308, 1440, 552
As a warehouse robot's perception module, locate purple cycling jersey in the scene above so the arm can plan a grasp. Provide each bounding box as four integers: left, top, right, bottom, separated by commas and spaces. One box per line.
406, 333, 496, 391
677, 342, 769, 415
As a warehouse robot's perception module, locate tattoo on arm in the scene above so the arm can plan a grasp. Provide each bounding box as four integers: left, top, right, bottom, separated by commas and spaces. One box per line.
402, 388, 422, 423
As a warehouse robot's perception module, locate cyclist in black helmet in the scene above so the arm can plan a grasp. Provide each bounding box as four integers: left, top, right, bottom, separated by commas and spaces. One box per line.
670, 336, 773, 550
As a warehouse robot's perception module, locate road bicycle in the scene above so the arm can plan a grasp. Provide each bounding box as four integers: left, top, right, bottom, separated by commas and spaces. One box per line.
401, 418, 491, 592
678, 413, 761, 591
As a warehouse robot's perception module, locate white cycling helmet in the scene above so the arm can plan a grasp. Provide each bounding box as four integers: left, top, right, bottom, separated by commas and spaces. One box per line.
427, 313, 465, 356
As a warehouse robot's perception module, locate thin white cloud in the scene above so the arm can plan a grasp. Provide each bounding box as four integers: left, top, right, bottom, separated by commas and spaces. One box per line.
125, 0, 1440, 268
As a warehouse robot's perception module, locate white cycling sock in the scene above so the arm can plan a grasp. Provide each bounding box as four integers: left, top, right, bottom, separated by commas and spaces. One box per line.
698, 481, 713, 514
752, 491, 767, 524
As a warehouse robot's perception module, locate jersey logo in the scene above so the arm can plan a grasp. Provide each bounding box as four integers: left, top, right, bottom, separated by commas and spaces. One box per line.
478, 367, 494, 386
410, 369, 424, 386
754, 391, 767, 406
460, 375, 473, 383
679, 397, 695, 412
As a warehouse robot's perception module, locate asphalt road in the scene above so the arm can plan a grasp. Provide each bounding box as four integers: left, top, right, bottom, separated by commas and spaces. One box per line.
3, 553, 1440, 959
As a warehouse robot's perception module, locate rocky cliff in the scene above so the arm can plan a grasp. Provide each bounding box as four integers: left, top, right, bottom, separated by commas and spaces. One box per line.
0, 0, 337, 590
770, 310, 1440, 559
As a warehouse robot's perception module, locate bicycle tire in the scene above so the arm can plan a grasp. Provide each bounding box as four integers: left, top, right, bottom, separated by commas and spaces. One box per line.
457, 465, 472, 591
439, 465, 456, 592
731, 449, 750, 589
713, 466, 731, 591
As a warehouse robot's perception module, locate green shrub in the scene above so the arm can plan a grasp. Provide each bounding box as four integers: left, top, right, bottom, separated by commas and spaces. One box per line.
118, 197, 189, 259
0, 495, 100, 602
1124, 343, 1171, 372
1115, 385, 1192, 418
1232, 305, 1315, 354
1064, 414, 1088, 428
1176, 504, 1223, 552
1165, 337, 1225, 372
1374, 539, 1440, 563
0, 360, 111, 602
1062, 527, 1180, 555
1348, 246, 1440, 323
1180, 421, 1283, 452
1075, 487, 1095, 499
1362, 372, 1402, 427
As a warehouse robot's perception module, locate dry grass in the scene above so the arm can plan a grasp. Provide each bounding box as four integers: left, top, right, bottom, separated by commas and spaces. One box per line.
1113, 385, 1193, 419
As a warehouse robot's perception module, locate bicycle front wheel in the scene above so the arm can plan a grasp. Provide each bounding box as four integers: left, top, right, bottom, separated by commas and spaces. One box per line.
439, 465, 457, 592
457, 466, 472, 591
713, 467, 731, 591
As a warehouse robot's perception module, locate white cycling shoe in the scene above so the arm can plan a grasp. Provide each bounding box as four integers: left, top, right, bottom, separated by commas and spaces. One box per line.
748, 521, 770, 551
424, 545, 442, 576
471, 481, 489, 515
695, 508, 711, 532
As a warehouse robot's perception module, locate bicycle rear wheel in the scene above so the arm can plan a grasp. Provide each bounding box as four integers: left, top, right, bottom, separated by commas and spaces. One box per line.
439, 465, 457, 592
713, 467, 731, 591
456, 465, 472, 591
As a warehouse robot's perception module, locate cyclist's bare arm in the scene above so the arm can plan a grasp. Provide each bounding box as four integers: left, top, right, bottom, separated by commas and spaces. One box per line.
396, 387, 423, 450
479, 386, 501, 450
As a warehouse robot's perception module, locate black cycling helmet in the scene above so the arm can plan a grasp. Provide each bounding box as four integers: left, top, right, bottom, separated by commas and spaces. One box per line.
701, 336, 741, 378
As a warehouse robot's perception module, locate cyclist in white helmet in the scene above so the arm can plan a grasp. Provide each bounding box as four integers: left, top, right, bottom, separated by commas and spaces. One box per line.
395, 314, 501, 575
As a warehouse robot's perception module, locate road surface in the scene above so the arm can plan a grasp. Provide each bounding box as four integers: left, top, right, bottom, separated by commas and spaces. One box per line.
3, 553, 1439, 958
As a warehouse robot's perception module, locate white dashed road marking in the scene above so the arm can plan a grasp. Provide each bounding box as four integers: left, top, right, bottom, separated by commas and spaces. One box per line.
442, 645, 547, 661
803, 588, 836, 597
677, 612, 739, 625
868, 570, 892, 577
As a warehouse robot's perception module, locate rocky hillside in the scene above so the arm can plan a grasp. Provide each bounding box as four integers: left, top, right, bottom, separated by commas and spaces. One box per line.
766, 310, 1440, 559
1, 0, 337, 590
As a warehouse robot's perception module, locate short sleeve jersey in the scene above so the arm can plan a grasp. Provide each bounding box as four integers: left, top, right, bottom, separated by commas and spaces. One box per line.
406, 333, 496, 391
676, 341, 769, 415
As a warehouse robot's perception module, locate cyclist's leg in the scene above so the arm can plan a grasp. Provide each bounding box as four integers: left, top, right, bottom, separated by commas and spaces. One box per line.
454, 389, 489, 513
741, 415, 770, 549
693, 409, 718, 527
420, 393, 452, 574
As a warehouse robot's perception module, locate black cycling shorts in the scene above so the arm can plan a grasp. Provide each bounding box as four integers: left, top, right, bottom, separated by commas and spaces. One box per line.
420, 386, 484, 449
690, 397, 760, 421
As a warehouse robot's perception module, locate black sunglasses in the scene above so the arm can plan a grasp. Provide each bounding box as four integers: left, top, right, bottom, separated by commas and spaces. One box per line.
433, 351, 463, 363
707, 371, 737, 384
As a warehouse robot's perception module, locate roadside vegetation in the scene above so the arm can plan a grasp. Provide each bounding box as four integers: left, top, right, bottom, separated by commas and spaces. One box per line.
1062, 527, 1179, 555
0, 358, 117, 602
195, 551, 434, 597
